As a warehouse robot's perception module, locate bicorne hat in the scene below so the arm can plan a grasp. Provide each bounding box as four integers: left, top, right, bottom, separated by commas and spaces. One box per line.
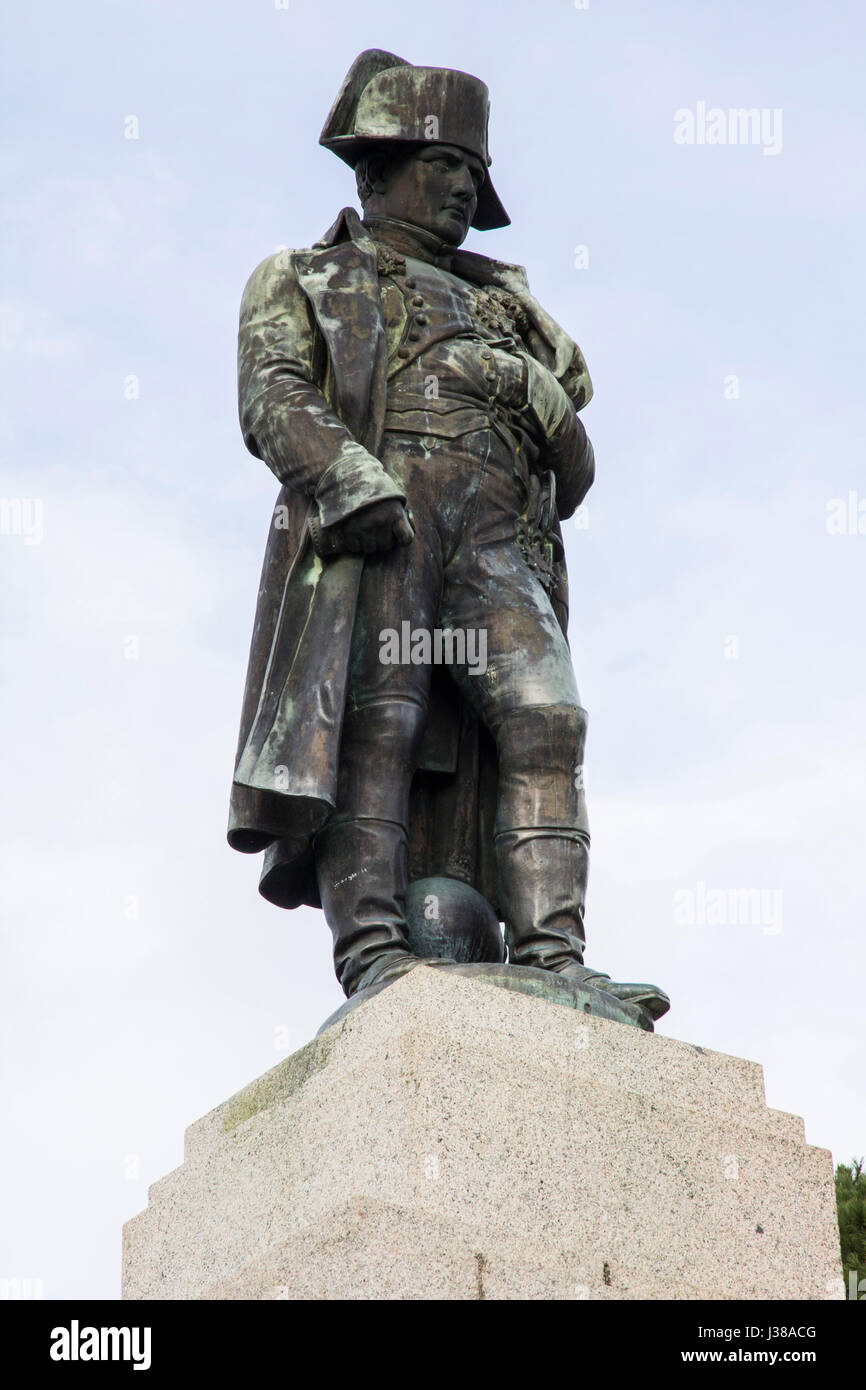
319, 49, 510, 231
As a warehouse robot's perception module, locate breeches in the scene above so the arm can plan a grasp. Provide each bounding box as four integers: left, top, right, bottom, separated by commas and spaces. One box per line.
331, 428, 589, 840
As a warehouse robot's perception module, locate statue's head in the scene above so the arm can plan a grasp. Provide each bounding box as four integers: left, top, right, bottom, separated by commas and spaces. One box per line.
353, 142, 487, 246
320, 49, 510, 242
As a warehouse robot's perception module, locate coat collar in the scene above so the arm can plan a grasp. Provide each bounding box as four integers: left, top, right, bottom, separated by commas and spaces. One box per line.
313, 206, 528, 286
361, 216, 454, 267
313, 205, 369, 249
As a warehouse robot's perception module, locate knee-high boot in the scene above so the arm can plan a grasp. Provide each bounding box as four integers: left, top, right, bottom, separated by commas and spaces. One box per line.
315, 700, 426, 997
492, 703, 590, 968
314, 816, 419, 998
496, 826, 590, 970
493, 703, 670, 1020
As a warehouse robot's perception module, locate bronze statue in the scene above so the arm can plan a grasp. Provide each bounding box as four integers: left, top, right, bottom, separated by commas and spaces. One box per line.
227, 50, 669, 1025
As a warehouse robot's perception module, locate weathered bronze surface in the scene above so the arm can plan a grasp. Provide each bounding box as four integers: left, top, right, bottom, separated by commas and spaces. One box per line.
228, 50, 670, 1027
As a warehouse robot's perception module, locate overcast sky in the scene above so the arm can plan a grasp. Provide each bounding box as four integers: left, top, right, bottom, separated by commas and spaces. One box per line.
2, 0, 864, 1299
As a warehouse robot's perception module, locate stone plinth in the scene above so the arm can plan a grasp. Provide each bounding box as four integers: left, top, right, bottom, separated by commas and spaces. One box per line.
122, 965, 844, 1300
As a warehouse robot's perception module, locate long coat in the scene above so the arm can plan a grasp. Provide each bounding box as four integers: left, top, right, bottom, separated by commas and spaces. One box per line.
228, 207, 593, 913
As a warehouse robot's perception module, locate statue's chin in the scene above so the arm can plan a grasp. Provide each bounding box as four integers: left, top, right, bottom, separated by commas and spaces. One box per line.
435, 216, 470, 246
403, 214, 468, 248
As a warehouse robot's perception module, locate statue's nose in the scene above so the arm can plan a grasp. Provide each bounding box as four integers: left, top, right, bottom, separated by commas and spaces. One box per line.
451, 166, 476, 202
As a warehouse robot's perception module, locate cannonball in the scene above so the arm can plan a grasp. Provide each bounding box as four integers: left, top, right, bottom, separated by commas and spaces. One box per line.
404, 876, 505, 964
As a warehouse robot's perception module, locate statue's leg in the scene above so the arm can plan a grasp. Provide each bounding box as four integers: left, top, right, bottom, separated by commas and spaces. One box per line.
454, 635, 669, 1017
442, 441, 670, 1019
313, 449, 448, 998
491, 703, 669, 1019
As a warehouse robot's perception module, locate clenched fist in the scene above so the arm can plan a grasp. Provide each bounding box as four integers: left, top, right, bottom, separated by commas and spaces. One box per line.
313, 497, 415, 557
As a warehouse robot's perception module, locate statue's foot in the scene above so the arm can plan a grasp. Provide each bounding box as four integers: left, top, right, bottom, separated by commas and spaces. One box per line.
349, 950, 456, 997
551, 962, 671, 1021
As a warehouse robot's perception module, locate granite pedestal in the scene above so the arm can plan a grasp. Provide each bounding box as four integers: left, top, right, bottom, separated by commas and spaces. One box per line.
122, 965, 844, 1300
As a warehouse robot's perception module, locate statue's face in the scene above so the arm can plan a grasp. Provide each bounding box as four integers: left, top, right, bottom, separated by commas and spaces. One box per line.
371, 143, 487, 245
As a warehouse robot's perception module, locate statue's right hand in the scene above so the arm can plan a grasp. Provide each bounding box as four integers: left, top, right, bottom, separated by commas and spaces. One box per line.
318, 498, 415, 556
522, 355, 575, 443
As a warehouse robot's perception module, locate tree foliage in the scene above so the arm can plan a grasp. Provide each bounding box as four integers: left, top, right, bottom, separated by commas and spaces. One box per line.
835, 1156, 866, 1293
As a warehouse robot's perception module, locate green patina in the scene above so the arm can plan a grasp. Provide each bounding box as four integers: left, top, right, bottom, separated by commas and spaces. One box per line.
221, 1029, 338, 1134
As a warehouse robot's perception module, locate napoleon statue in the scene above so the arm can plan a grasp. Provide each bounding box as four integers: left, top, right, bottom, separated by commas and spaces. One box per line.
227, 50, 669, 1023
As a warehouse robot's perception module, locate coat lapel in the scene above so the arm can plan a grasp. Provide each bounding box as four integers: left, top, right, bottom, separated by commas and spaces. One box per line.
295, 208, 388, 454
